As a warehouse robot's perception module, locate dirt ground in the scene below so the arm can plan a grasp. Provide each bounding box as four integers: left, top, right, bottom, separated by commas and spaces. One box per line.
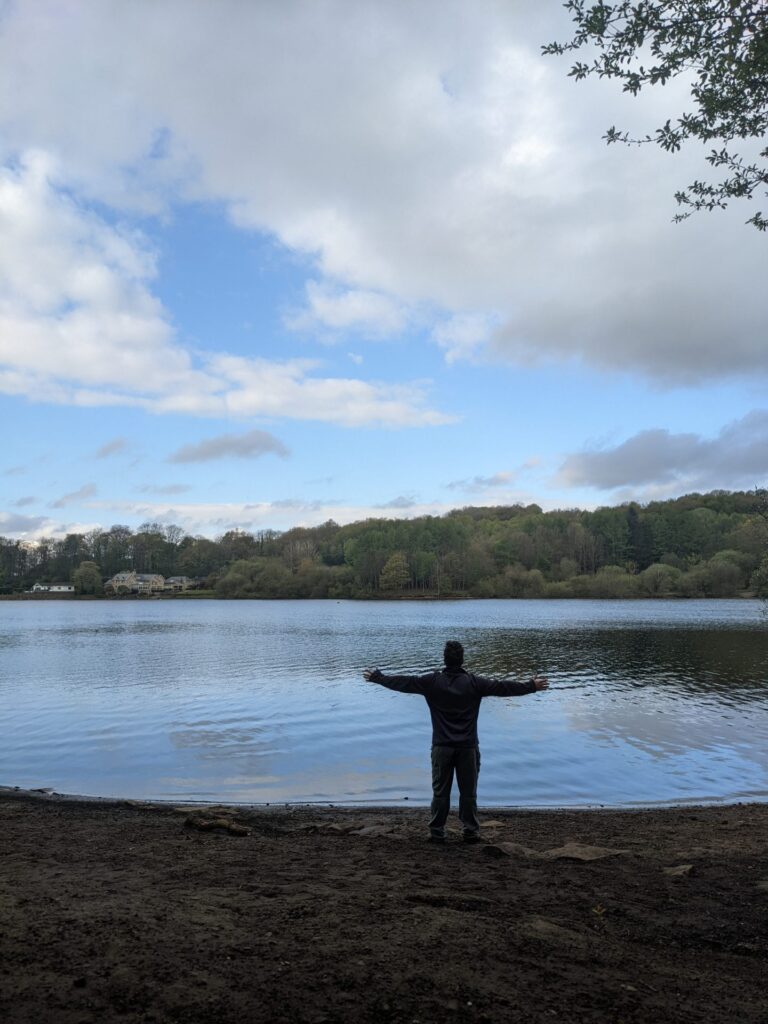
1, 789, 766, 1024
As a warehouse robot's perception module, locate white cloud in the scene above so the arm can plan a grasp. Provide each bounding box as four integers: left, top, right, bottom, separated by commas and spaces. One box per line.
74, 498, 466, 536
168, 429, 289, 464
78, 494, 544, 536
558, 410, 768, 494
432, 313, 496, 364
0, 489, 564, 540
196, 354, 453, 427
0, 512, 50, 535
0, 152, 199, 396
0, 2, 763, 383
51, 482, 98, 508
0, 155, 450, 428
95, 437, 129, 458
375, 495, 418, 509
447, 471, 515, 492
0, 512, 102, 541
138, 484, 192, 496
489, 214, 768, 385
288, 281, 406, 337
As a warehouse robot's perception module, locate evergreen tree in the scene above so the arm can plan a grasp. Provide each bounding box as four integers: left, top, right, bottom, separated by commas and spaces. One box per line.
379, 552, 410, 591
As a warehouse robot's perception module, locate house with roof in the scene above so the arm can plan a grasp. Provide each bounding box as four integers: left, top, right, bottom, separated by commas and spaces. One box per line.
106, 571, 165, 594
164, 576, 191, 591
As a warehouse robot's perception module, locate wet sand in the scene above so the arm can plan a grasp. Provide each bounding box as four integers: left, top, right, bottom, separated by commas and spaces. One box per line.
1, 789, 766, 1023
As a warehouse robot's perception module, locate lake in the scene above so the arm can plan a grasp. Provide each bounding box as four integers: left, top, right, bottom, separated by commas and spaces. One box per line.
1, 599, 766, 807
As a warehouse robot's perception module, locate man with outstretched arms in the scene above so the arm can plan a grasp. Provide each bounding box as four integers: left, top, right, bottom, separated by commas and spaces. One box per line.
364, 640, 549, 843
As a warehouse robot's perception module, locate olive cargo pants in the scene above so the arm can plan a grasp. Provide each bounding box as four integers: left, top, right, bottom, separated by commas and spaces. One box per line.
429, 744, 481, 837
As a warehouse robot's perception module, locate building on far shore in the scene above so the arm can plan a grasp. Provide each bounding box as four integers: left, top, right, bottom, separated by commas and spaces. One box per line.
164, 576, 191, 591
30, 583, 75, 594
105, 571, 165, 595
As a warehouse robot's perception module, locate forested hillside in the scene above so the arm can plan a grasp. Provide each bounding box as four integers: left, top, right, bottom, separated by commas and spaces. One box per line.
2, 490, 767, 599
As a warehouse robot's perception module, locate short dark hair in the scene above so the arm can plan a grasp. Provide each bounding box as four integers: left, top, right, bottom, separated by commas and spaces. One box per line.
443, 640, 464, 667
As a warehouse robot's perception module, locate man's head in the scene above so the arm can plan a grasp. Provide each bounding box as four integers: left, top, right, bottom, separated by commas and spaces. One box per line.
443, 640, 464, 668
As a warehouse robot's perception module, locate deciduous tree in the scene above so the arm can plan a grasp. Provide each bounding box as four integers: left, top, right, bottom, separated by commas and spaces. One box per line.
72, 561, 103, 595
544, 1, 768, 228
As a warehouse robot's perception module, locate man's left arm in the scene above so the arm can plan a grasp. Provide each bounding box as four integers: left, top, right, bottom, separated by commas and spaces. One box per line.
473, 674, 549, 697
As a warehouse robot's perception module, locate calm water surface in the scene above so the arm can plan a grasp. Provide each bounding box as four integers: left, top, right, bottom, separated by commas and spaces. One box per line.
1, 599, 766, 807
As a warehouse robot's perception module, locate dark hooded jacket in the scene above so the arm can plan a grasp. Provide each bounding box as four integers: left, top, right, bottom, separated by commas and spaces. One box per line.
369, 666, 536, 747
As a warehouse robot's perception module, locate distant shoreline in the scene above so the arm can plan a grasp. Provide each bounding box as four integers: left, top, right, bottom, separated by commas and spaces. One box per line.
3, 784, 766, 811
0, 593, 761, 602
0, 592, 761, 602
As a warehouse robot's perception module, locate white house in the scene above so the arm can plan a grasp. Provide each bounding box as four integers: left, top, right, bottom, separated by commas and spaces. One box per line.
31, 583, 75, 593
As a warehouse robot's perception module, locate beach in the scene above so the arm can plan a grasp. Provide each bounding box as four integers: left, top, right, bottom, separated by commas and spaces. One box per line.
1, 789, 766, 1023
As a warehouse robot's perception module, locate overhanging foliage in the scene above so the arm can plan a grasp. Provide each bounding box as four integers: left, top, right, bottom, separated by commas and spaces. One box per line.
543, 1, 768, 228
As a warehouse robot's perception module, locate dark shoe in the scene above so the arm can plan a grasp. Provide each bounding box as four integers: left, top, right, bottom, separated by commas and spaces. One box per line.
462, 831, 480, 843
428, 833, 446, 843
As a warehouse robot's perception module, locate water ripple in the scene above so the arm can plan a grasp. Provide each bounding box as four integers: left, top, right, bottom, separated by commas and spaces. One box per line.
1, 599, 766, 805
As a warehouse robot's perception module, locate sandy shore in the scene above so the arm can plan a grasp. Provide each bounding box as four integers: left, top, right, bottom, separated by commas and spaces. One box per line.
1, 788, 766, 1023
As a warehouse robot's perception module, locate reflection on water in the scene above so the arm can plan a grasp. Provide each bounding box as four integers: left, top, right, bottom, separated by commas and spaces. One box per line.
0, 599, 766, 806
472, 625, 767, 699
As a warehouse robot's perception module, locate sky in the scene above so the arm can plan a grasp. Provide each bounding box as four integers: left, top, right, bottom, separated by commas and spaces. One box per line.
1, 0, 766, 542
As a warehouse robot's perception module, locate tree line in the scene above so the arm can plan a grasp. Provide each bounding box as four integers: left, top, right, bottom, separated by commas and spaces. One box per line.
1, 489, 766, 600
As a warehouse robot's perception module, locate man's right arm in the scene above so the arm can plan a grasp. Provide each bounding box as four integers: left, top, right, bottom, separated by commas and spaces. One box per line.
363, 669, 434, 694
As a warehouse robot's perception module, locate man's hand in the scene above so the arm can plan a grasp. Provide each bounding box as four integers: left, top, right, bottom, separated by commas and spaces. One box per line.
363, 668, 377, 682
532, 676, 549, 691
